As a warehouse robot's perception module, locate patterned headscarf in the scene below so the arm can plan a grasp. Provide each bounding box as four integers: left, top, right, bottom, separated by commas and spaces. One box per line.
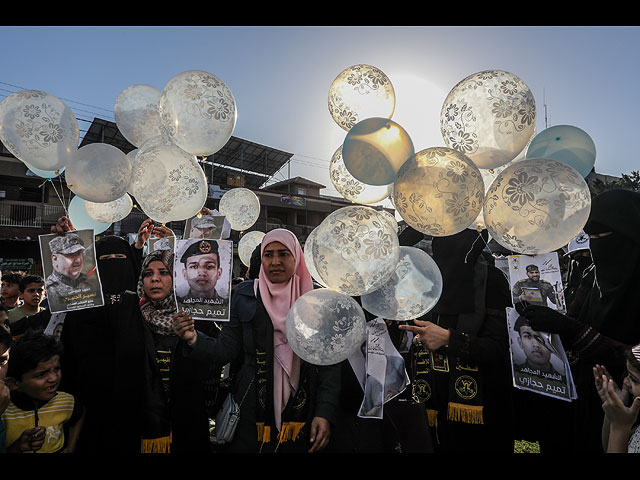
137, 249, 177, 336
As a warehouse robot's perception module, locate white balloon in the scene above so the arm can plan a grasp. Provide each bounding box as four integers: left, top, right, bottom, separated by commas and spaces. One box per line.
303, 227, 330, 288
218, 188, 260, 231
286, 289, 367, 366
441, 70, 536, 169
328, 64, 396, 131
66, 143, 132, 203
114, 85, 167, 148
85, 193, 133, 223
159, 70, 237, 156
238, 230, 265, 267
0, 90, 79, 171
393, 147, 485, 236
312, 205, 400, 296
361, 246, 442, 321
131, 136, 208, 224
483, 157, 591, 254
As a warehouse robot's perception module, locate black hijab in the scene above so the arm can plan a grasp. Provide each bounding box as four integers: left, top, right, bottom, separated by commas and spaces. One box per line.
431, 229, 489, 314
96, 235, 139, 296
580, 189, 640, 343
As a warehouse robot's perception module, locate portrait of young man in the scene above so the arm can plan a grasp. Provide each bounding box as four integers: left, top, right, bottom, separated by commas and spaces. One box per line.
174, 238, 232, 321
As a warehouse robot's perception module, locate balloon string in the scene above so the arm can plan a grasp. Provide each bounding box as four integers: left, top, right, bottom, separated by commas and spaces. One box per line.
463, 230, 491, 264
49, 178, 69, 217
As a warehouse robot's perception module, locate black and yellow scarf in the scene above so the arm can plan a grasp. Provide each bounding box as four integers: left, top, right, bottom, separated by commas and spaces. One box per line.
252, 295, 311, 451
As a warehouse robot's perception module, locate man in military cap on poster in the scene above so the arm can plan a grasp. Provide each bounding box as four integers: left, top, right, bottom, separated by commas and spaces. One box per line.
511, 264, 557, 307
43, 232, 101, 313
176, 239, 230, 320
187, 214, 225, 240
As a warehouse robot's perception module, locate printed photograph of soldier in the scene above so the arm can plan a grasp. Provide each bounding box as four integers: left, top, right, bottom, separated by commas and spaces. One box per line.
184, 210, 229, 240
507, 308, 573, 401
39, 230, 104, 313
173, 238, 232, 321
511, 264, 557, 307
508, 253, 566, 313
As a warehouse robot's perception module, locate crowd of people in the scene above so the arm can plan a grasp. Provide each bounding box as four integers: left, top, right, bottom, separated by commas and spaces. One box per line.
1, 188, 639, 454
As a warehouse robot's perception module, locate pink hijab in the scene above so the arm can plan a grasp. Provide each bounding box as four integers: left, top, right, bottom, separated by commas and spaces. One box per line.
255, 229, 313, 430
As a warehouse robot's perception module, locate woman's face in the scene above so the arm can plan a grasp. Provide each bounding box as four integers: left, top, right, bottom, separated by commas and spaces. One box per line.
262, 241, 296, 284
142, 260, 173, 301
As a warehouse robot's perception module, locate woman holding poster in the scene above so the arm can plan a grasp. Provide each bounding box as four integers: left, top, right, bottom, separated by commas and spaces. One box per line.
173, 229, 341, 453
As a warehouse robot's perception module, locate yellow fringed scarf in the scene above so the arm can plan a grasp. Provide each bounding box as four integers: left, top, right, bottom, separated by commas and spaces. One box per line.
141, 432, 172, 454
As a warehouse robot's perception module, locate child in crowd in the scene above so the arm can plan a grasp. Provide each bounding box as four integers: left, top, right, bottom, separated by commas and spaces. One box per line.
1, 327, 11, 452
1, 272, 24, 310
594, 344, 640, 453
1, 331, 84, 453
7, 275, 46, 325
0, 305, 9, 333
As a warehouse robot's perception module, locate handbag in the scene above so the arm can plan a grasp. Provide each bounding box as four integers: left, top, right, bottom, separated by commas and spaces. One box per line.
214, 378, 254, 444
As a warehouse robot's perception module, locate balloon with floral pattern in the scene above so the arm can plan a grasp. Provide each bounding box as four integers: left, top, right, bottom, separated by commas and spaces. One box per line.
286, 289, 367, 366
483, 157, 591, 254
441, 70, 536, 169
311, 205, 400, 296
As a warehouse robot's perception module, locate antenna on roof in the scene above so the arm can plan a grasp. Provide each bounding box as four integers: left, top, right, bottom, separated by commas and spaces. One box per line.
543, 88, 548, 129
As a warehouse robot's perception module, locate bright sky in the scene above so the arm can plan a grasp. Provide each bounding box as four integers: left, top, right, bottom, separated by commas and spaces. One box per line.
1, 25, 638, 200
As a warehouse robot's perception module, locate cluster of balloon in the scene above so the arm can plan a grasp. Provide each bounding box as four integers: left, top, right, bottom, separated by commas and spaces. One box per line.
238, 230, 265, 267
285, 64, 442, 366
218, 187, 261, 232
393, 147, 485, 237
286, 288, 367, 366
440, 70, 536, 170
113, 69, 237, 224
483, 157, 591, 254
327, 64, 411, 205
310, 205, 400, 296
361, 246, 443, 321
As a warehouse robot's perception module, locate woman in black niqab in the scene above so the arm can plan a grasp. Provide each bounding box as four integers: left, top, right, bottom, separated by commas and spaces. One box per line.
399, 227, 514, 452
520, 188, 640, 452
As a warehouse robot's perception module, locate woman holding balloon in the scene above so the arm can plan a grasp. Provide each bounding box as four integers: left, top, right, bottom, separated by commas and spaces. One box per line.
173, 228, 341, 453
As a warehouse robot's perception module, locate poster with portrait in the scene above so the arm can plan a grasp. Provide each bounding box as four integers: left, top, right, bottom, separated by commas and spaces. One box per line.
148, 235, 175, 254
173, 238, 233, 321
184, 213, 228, 240
508, 252, 566, 313
39, 229, 104, 313
507, 307, 576, 402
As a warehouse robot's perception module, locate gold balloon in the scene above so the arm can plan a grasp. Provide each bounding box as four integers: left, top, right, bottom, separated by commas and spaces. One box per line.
483, 157, 591, 254
342, 117, 414, 186
441, 70, 536, 169
393, 147, 485, 236
328, 64, 395, 131
329, 144, 392, 204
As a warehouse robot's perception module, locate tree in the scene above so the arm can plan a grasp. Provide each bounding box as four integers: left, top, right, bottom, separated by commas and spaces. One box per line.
589, 170, 640, 197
